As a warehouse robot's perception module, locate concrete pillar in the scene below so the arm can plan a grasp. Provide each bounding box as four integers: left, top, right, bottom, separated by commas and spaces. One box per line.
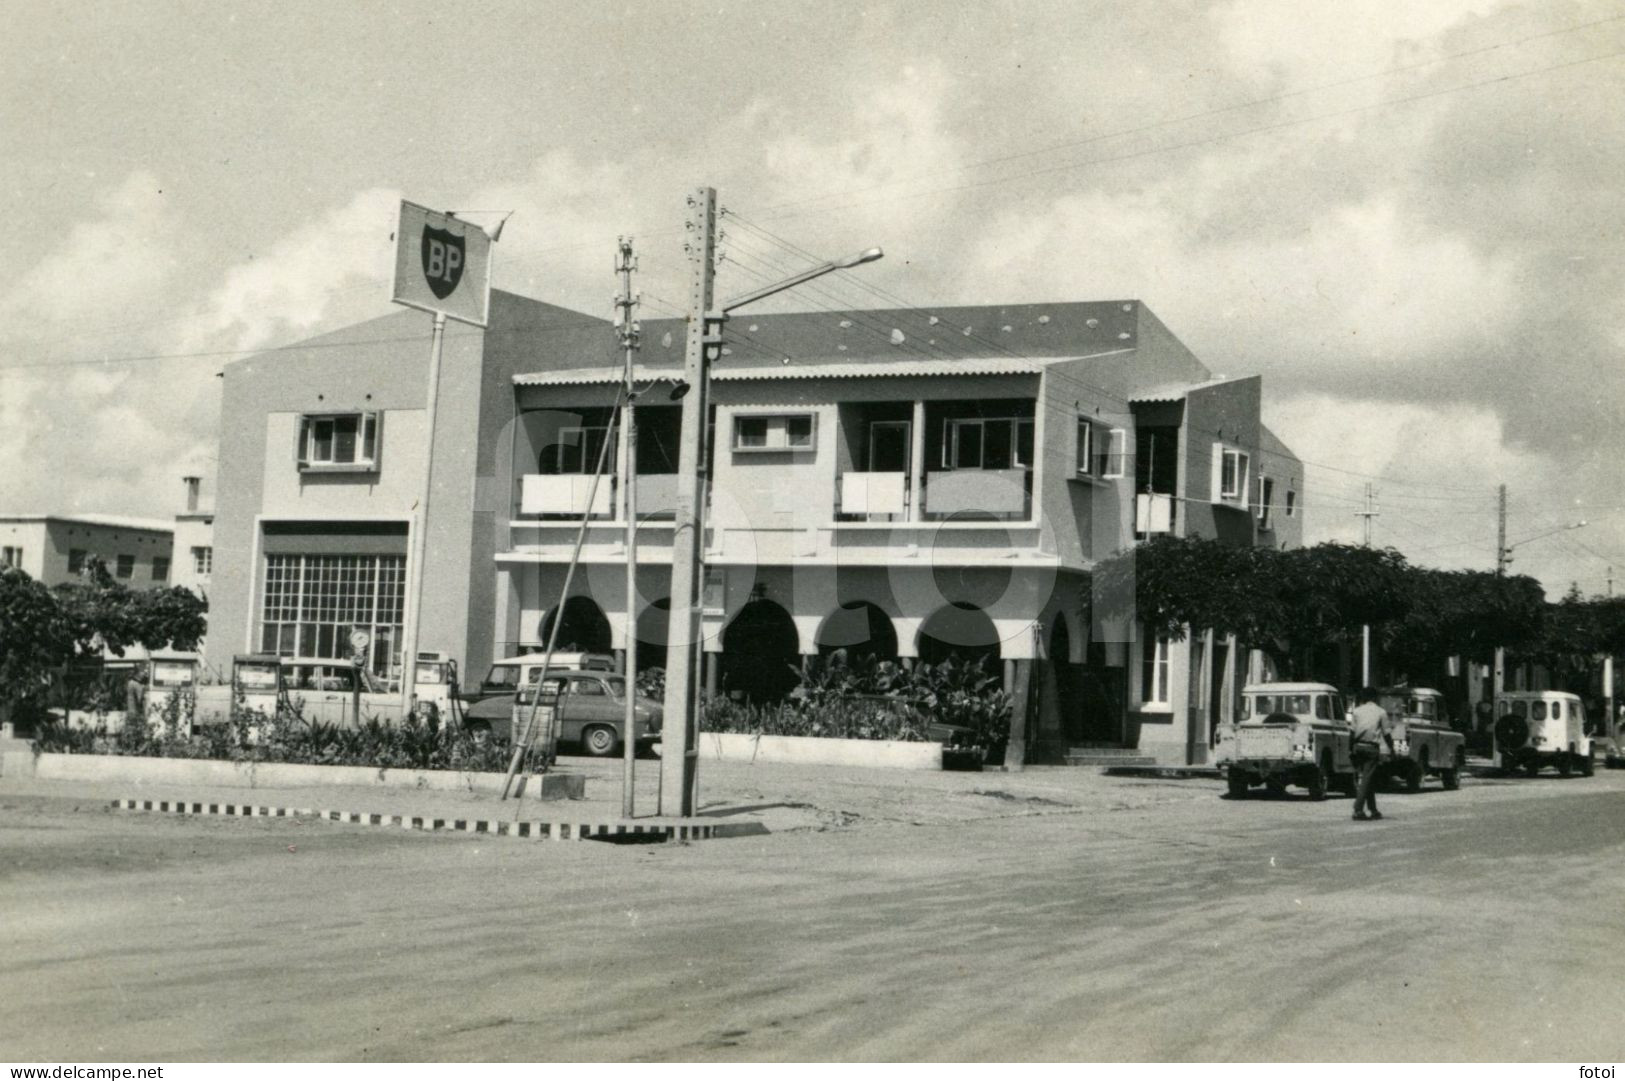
614, 648, 626, 674
1003, 658, 1016, 695
703, 652, 719, 699
909, 400, 926, 522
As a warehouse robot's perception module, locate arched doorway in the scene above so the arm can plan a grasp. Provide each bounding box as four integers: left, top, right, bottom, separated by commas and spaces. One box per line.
634, 597, 671, 674
722, 598, 801, 702
816, 601, 898, 666
536, 595, 612, 654
918, 602, 1001, 675
1050, 617, 1087, 744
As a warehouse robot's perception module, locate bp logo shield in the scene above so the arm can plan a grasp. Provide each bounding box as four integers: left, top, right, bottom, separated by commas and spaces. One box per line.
420, 225, 465, 299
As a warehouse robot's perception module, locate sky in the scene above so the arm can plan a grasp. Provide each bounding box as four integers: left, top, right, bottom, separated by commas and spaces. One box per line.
2, 0, 1622, 597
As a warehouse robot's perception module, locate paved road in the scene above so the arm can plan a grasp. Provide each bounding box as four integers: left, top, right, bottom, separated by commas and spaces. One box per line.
2, 767, 1622, 1061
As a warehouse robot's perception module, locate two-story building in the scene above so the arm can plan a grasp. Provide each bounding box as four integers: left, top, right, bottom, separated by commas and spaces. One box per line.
205, 290, 1302, 764
0, 514, 175, 588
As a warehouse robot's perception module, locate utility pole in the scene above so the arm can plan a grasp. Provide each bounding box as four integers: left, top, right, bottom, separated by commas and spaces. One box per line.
1608, 566, 1617, 746
615, 237, 640, 818
1493, 483, 1507, 699
659, 188, 719, 818
400, 311, 447, 716
1356, 482, 1378, 687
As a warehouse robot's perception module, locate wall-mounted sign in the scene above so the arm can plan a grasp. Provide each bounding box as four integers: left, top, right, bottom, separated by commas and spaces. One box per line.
391, 200, 492, 327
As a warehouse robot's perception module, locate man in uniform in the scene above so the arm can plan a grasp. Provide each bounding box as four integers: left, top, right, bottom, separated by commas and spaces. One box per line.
1348, 686, 1391, 821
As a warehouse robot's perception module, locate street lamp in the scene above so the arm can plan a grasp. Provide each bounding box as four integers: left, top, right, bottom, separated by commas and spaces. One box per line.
721, 247, 884, 313
1499, 519, 1588, 571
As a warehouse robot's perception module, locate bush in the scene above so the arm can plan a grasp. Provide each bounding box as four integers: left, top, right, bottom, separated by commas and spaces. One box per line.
31, 696, 513, 774
698, 652, 1011, 749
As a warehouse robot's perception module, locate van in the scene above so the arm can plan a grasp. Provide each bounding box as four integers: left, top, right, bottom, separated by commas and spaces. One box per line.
1494, 691, 1594, 777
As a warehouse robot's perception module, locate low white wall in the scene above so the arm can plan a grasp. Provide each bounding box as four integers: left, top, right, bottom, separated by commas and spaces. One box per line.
697, 731, 942, 771
21, 753, 520, 793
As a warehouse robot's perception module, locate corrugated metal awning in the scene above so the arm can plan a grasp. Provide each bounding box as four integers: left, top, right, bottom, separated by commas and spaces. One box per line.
513, 356, 1056, 386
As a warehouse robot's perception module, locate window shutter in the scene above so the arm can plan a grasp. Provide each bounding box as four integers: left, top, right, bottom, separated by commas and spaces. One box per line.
366, 411, 383, 469
296, 416, 310, 466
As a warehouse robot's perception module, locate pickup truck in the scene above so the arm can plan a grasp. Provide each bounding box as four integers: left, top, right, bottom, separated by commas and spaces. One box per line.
193, 652, 462, 728
1218, 681, 1355, 800
1377, 687, 1466, 791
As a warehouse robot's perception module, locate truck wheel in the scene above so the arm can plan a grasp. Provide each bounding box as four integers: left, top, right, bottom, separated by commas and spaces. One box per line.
1580, 749, 1595, 777
581, 725, 618, 757
1441, 749, 1463, 790
1557, 752, 1573, 778
1524, 759, 1542, 777
1407, 750, 1427, 793
1226, 771, 1250, 799
1307, 755, 1330, 801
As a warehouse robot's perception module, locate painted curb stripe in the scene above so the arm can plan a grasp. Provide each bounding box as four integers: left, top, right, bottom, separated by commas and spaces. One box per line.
109, 799, 717, 843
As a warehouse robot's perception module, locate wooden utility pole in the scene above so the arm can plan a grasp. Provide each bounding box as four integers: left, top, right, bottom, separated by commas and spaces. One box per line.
1494, 483, 1507, 698
1356, 482, 1378, 687
658, 188, 718, 818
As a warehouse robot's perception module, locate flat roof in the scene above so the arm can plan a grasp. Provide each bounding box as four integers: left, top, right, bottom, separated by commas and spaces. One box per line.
0, 513, 174, 532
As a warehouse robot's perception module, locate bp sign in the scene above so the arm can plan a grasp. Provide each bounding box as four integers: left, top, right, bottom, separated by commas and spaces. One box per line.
392, 200, 492, 327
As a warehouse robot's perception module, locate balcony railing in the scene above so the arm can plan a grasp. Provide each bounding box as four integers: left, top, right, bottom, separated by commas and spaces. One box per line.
924, 468, 1030, 520
1136, 492, 1174, 535
520, 474, 615, 518
838, 471, 909, 519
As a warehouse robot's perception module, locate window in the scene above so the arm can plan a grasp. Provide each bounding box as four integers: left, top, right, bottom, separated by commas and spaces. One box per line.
68, 549, 87, 574
1140, 633, 1171, 706
1315, 695, 1333, 720
192, 546, 213, 575
1212, 444, 1250, 506
116, 554, 135, 578
1286, 489, 1297, 518
946, 417, 1033, 469
152, 556, 170, 582
297, 412, 381, 471
259, 554, 407, 683
1076, 421, 1127, 479
731, 413, 817, 452
482, 664, 519, 693
548, 425, 616, 474
1101, 428, 1127, 478
568, 677, 607, 696
1257, 475, 1275, 530
0, 546, 19, 568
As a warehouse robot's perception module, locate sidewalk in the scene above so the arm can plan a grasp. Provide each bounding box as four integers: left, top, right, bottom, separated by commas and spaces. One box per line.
0, 755, 1224, 838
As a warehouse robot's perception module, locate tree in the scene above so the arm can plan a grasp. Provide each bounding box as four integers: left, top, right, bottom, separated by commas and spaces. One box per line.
53, 555, 209, 657
0, 565, 75, 717
1382, 569, 1546, 671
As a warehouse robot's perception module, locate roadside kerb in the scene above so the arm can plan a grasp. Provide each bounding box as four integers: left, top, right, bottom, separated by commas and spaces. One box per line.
108, 797, 754, 843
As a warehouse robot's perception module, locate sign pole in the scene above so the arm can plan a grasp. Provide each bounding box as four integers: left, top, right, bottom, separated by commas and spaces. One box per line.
400, 311, 446, 716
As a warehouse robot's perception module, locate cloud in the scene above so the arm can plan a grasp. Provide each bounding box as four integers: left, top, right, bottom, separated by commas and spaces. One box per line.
3, 170, 182, 343
188, 186, 403, 352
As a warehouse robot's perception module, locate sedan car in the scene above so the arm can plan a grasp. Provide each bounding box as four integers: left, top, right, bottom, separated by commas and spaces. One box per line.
463, 669, 662, 756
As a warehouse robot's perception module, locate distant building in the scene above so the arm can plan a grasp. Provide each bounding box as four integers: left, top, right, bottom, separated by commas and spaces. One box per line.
206, 289, 1304, 765
0, 514, 174, 588
171, 475, 214, 599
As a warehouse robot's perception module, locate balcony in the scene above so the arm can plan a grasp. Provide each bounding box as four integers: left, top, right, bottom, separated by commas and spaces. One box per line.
520, 474, 616, 518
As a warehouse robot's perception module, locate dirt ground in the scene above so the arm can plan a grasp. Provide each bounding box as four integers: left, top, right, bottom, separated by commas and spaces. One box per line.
2, 758, 1622, 1062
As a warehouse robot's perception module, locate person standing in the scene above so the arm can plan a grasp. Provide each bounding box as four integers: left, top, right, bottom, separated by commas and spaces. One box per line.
1348, 686, 1391, 821
124, 667, 148, 723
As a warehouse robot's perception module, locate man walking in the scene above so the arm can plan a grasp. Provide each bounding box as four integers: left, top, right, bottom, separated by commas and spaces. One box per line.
1348, 687, 1391, 821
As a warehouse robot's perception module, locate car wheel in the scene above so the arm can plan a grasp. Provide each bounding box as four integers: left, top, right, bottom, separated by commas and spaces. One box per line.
1226, 770, 1250, 799
1407, 749, 1427, 793
1557, 752, 1573, 778
1307, 755, 1330, 801
581, 724, 618, 757
1441, 749, 1463, 791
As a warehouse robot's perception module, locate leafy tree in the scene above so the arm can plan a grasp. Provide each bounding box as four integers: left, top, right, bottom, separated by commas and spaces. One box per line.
129, 587, 208, 652
53, 555, 208, 657
1382, 569, 1546, 669
0, 565, 75, 717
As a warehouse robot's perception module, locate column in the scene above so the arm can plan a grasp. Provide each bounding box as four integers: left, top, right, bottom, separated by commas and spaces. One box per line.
909, 400, 926, 523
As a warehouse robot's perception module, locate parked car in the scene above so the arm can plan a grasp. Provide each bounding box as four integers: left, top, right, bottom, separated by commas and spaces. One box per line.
1376, 687, 1466, 791
1219, 682, 1355, 800
457, 651, 617, 720
1493, 691, 1594, 777
467, 668, 661, 757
